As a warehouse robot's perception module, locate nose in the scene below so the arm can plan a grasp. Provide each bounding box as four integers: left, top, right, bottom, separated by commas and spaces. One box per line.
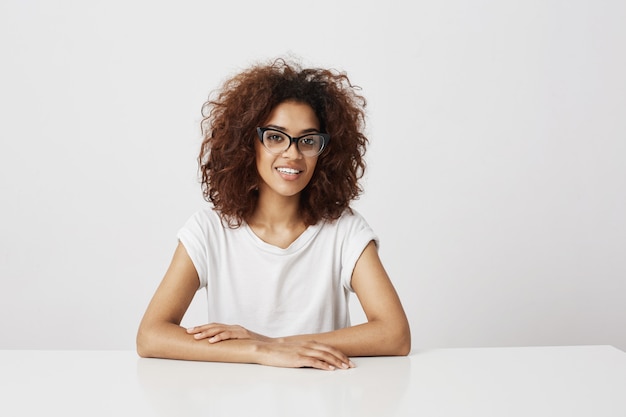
282, 138, 303, 159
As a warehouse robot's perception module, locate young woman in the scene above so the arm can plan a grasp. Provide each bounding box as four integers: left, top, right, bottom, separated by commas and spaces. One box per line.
137, 58, 411, 370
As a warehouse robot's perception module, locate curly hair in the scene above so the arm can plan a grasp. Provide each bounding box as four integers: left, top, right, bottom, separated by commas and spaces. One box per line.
199, 58, 368, 227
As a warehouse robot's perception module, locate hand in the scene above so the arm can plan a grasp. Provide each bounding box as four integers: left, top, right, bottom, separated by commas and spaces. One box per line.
255, 340, 356, 371
186, 323, 273, 343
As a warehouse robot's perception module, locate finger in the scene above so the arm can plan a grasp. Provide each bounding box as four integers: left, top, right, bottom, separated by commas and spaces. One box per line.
187, 324, 227, 339
303, 342, 353, 369
300, 357, 337, 371
193, 327, 229, 340
200, 328, 247, 342
298, 345, 351, 370
186, 323, 220, 334
207, 331, 234, 343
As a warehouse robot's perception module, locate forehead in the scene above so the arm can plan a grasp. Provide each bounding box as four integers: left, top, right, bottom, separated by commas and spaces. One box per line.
264, 100, 320, 132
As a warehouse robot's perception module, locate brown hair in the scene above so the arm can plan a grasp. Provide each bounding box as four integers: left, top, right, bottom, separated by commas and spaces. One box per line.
199, 58, 368, 227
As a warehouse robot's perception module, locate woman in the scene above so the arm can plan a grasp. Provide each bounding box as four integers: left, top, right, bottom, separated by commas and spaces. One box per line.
137, 58, 411, 370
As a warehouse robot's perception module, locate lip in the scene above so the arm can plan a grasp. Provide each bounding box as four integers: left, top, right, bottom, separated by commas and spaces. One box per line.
275, 166, 304, 179
275, 166, 303, 174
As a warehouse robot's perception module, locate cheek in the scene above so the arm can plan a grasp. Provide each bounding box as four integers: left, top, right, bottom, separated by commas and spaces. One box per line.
308, 157, 319, 172
305, 159, 319, 180
255, 146, 274, 176
254, 143, 267, 169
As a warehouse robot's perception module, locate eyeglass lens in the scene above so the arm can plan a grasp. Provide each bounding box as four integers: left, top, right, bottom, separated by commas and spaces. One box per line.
262, 129, 324, 157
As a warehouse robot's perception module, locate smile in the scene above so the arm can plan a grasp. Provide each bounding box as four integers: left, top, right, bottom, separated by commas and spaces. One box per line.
276, 167, 302, 175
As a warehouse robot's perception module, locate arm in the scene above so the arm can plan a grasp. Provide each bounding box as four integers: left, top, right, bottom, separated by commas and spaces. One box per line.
190, 241, 411, 357
136, 242, 352, 370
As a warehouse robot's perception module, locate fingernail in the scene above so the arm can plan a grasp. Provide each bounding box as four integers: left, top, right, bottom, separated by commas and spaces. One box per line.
341, 363, 349, 369
349, 360, 356, 368
328, 365, 336, 371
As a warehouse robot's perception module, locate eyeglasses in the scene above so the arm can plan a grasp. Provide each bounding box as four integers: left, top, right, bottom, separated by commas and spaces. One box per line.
256, 127, 330, 157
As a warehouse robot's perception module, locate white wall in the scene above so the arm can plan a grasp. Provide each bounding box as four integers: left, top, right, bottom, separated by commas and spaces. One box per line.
1, 0, 624, 351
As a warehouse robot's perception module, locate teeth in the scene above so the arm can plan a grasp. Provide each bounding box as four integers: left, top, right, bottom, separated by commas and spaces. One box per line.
277, 167, 300, 174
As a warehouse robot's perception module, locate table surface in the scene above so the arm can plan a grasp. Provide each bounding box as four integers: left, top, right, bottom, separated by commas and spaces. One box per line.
1, 345, 625, 417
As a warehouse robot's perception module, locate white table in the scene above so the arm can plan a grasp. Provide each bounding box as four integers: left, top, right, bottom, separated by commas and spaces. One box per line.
1, 345, 625, 416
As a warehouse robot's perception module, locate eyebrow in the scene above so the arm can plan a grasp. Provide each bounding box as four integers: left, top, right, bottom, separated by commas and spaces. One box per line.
265, 125, 320, 135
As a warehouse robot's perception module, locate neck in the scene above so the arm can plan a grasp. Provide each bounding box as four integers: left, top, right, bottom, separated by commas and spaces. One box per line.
247, 191, 308, 249
250, 190, 303, 229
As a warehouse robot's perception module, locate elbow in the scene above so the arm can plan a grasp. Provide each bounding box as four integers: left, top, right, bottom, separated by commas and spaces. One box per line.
136, 343, 150, 359
395, 328, 412, 356
136, 325, 156, 358
397, 337, 411, 356
389, 321, 412, 356
369, 318, 412, 356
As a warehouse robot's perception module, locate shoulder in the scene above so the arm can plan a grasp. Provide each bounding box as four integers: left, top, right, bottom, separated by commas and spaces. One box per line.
333, 208, 372, 230
177, 207, 230, 241
321, 208, 378, 243
183, 207, 227, 229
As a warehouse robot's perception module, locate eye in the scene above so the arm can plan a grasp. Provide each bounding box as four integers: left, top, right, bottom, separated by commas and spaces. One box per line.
299, 136, 321, 147
265, 131, 286, 142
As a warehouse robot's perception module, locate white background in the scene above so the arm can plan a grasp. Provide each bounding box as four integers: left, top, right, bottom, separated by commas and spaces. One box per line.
1, 0, 624, 351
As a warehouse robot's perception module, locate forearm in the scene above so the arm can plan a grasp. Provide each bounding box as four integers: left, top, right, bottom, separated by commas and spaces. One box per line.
279, 319, 411, 357
136, 321, 260, 363
137, 321, 354, 370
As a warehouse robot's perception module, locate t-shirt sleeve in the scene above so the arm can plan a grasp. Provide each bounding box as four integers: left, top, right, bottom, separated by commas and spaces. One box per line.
176, 211, 209, 289
340, 210, 379, 292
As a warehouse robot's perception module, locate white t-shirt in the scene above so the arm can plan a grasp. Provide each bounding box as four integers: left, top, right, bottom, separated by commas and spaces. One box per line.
177, 208, 378, 338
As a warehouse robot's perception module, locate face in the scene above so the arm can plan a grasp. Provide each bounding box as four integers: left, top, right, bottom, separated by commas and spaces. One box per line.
255, 100, 321, 199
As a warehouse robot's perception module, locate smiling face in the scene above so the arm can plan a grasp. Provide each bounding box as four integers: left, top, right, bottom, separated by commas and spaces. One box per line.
255, 100, 321, 200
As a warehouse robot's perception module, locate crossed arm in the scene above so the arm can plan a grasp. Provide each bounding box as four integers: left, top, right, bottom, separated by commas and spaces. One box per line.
136, 241, 411, 370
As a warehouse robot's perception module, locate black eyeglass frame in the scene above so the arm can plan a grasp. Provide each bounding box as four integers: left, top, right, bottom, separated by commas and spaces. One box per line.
256, 127, 330, 157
